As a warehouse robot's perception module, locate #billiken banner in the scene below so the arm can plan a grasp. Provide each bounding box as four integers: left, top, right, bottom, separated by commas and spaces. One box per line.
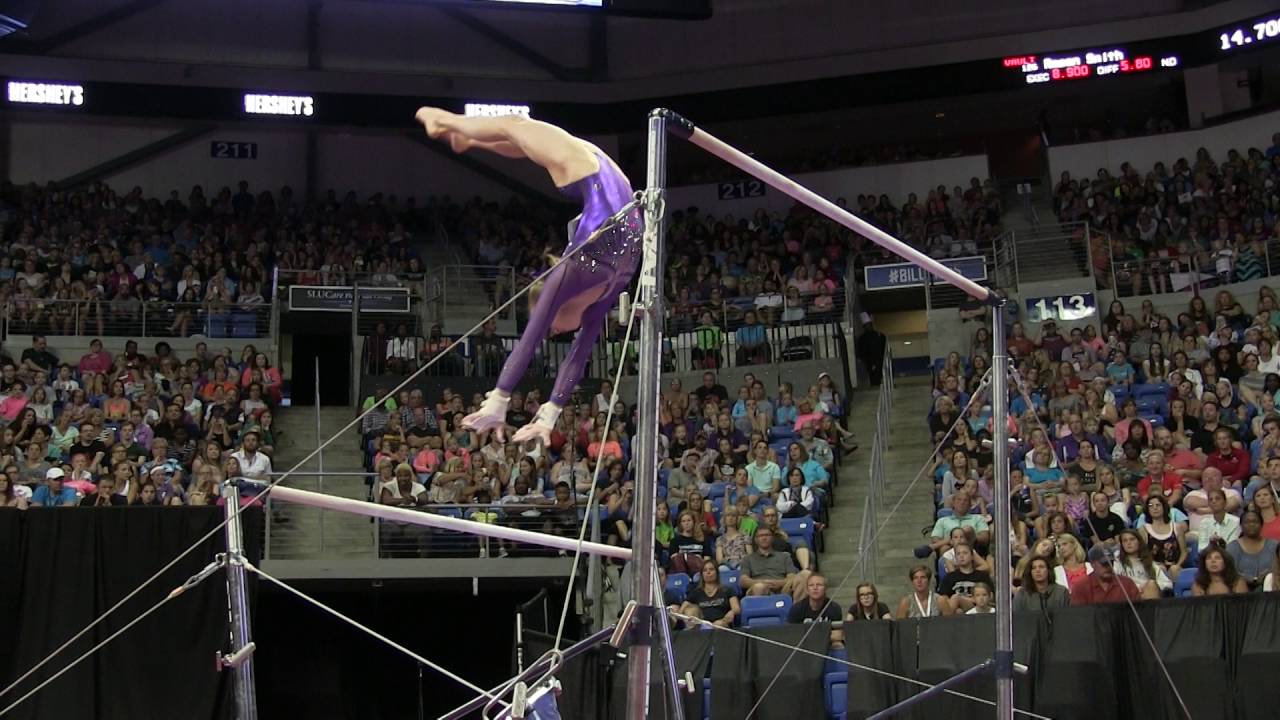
863, 256, 987, 291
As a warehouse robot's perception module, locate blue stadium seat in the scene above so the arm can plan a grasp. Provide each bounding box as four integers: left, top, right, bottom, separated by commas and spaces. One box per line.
1135, 396, 1167, 415
741, 594, 792, 627
1133, 383, 1170, 399
825, 666, 848, 720
231, 313, 258, 337
1174, 567, 1197, 597
721, 569, 742, 595
707, 482, 728, 500
665, 573, 691, 605
702, 677, 711, 720
771, 425, 796, 441
780, 517, 815, 548
1184, 537, 1200, 571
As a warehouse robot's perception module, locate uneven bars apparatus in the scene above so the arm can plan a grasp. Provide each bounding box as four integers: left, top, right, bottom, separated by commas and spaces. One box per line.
230, 108, 1014, 719
646, 108, 1015, 720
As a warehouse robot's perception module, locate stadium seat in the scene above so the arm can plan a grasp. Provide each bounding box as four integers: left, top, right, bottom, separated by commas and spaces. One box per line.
741, 594, 791, 627
1133, 383, 1169, 399
1135, 396, 1167, 415
1185, 537, 1200, 571
771, 425, 796, 441
231, 313, 258, 337
707, 482, 727, 500
702, 677, 711, 720
1175, 568, 1197, 597
664, 573, 690, 604
824, 666, 848, 720
721, 569, 742, 594
780, 517, 815, 548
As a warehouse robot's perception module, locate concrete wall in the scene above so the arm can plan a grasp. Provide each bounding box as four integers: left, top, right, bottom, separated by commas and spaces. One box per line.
666, 154, 990, 219
1047, 107, 1280, 181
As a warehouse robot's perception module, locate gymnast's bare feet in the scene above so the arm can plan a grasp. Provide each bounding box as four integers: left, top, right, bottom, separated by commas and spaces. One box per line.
414, 106, 455, 140
449, 132, 473, 154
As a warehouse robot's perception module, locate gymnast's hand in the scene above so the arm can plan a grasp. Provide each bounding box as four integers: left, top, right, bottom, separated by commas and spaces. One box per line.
510, 422, 552, 447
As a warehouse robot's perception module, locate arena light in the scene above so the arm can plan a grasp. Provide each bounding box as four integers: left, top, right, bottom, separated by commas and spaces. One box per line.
463, 102, 531, 118
470, 0, 603, 7
243, 93, 314, 117
6, 81, 84, 106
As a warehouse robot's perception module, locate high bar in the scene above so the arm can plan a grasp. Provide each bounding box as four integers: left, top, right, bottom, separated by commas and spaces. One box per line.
244, 482, 634, 561
652, 108, 994, 303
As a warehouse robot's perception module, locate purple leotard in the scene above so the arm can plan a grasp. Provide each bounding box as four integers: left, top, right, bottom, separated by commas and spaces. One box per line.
495, 152, 643, 406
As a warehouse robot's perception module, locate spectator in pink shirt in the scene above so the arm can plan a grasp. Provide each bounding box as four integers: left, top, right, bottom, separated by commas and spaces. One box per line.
78, 338, 113, 375
0, 382, 29, 422
793, 398, 824, 432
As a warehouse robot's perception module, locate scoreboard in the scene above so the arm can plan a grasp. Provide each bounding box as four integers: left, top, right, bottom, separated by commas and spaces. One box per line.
1003, 46, 1181, 85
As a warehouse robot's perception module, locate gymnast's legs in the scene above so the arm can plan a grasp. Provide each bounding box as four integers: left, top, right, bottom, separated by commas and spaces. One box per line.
414, 108, 600, 188
415, 108, 627, 444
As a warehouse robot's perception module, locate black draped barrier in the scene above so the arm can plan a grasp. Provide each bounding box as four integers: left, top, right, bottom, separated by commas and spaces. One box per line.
0, 507, 261, 720
538, 595, 1280, 720
710, 624, 827, 720
607, 628, 714, 720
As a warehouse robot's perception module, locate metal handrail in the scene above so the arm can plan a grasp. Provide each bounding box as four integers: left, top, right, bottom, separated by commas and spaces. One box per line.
1102, 233, 1280, 298
857, 344, 893, 586
1, 299, 272, 338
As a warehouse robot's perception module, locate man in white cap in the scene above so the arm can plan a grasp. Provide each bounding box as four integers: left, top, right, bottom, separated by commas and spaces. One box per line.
31, 467, 78, 507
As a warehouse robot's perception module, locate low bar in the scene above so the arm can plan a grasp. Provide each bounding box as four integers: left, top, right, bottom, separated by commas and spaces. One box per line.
246, 483, 633, 561
866, 659, 994, 720
438, 626, 617, 720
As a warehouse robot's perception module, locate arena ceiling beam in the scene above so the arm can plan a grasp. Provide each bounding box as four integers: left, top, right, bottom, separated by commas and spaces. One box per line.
55, 122, 216, 190
1, 0, 170, 55
439, 5, 592, 82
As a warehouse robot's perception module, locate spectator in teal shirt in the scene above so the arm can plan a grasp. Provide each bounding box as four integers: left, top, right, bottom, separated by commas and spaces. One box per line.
735, 310, 770, 365
1106, 349, 1136, 385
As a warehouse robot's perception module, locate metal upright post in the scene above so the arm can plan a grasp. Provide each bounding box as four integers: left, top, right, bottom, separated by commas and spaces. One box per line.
626, 109, 670, 720
315, 356, 325, 552
990, 301, 1014, 720
221, 483, 259, 720
350, 282, 361, 409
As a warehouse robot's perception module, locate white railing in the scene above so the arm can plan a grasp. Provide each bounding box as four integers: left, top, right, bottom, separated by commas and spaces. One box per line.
2, 299, 272, 339
857, 344, 893, 585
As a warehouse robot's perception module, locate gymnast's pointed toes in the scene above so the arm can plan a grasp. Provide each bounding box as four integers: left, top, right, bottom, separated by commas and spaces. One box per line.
414, 107, 451, 139
449, 132, 472, 154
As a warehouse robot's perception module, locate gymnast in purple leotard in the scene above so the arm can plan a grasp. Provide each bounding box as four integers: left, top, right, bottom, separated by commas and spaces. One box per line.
414, 107, 643, 445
